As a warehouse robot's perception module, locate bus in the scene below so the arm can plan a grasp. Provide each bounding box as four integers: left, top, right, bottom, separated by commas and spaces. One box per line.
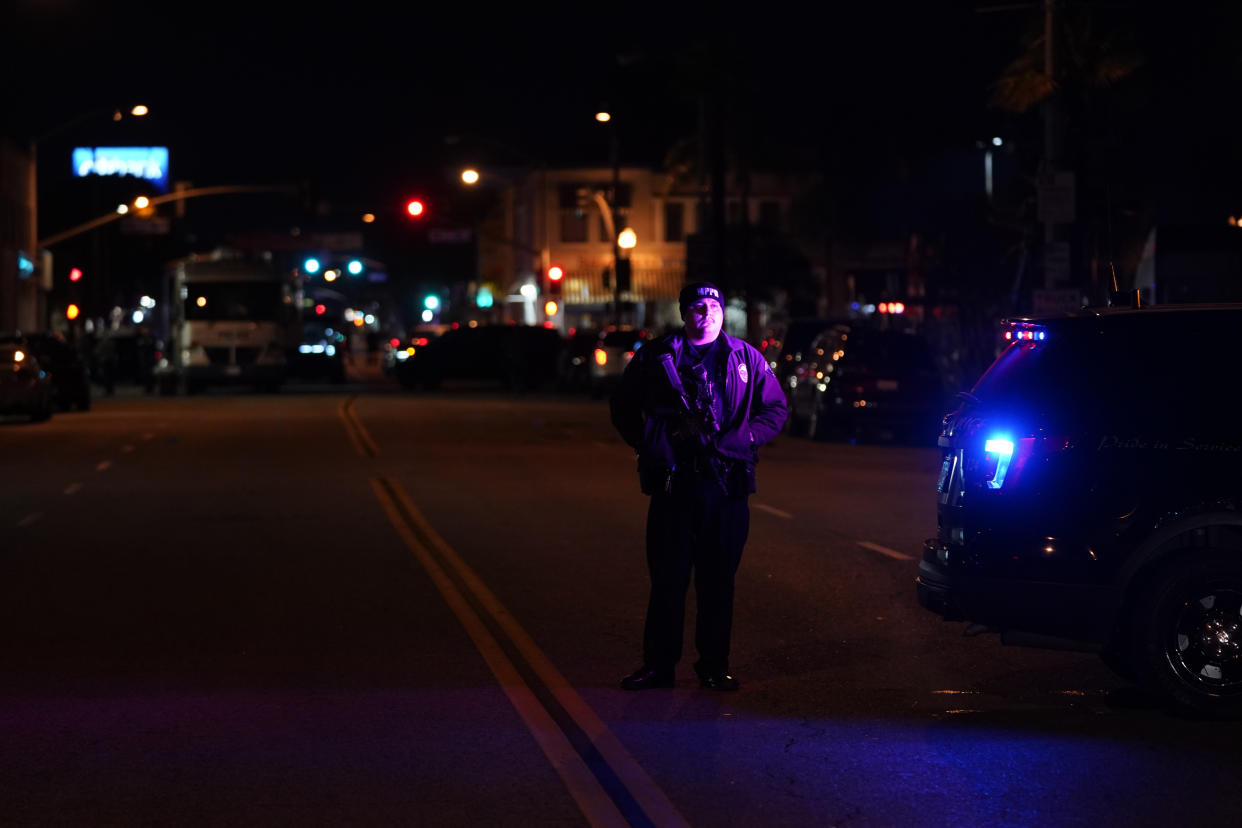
156, 249, 301, 394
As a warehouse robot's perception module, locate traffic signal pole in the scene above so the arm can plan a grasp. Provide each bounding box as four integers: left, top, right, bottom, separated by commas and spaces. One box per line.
37, 185, 299, 248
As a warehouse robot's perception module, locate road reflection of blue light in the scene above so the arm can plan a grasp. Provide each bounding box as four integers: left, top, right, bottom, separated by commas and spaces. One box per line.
597, 708, 1241, 826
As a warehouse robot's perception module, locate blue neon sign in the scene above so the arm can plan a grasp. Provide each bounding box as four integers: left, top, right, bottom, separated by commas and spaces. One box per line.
72, 146, 170, 191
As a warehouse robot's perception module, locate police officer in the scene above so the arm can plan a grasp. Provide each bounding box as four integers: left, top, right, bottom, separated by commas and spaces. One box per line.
610, 282, 787, 691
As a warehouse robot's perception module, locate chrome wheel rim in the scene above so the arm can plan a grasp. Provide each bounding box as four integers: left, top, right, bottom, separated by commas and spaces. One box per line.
1167, 585, 1242, 695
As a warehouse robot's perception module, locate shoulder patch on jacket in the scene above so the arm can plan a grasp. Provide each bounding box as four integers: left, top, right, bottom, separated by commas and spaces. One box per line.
737, 362, 749, 384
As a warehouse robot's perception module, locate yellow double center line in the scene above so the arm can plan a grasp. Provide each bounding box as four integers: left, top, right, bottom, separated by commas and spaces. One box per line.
338, 395, 380, 458
341, 396, 686, 827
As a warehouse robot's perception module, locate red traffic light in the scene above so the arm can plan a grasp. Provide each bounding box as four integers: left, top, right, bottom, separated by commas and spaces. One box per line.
68, 267, 83, 282
315, 303, 327, 316
406, 199, 425, 217
547, 265, 564, 282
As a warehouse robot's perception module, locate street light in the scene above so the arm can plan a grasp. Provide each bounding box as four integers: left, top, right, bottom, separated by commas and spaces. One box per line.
596, 110, 624, 324
447, 138, 551, 324
26, 104, 149, 329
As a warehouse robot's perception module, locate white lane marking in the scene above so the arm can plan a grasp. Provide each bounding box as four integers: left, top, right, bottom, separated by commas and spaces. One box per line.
857, 540, 914, 561
64, 483, 83, 495
121, 444, 135, 453
17, 512, 43, 527
96, 460, 112, 471
755, 503, 793, 519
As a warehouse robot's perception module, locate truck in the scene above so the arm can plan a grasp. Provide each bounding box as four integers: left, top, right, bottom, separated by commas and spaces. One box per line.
156, 249, 301, 394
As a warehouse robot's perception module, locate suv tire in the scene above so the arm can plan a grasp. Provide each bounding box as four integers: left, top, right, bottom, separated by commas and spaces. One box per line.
1140, 554, 1242, 718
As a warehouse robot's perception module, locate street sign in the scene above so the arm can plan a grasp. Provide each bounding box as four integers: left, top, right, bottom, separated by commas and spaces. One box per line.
1043, 241, 1071, 287
72, 146, 170, 191
120, 216, 170, 235
1038, 171, 1076, 224
429, 228, 473, 244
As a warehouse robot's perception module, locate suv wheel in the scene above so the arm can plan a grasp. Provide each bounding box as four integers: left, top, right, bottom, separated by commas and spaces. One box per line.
1141, 555, 1242, 718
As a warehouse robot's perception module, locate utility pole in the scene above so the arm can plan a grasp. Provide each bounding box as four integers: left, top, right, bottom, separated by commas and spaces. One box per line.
1042, 0, 1058, 289
609, 123, 623, 326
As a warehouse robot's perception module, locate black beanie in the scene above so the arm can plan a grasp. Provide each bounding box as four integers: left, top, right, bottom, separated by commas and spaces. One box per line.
678, 282, 723, 314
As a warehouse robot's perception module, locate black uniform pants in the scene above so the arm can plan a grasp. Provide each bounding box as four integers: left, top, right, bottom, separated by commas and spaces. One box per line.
642, 475, 750, 674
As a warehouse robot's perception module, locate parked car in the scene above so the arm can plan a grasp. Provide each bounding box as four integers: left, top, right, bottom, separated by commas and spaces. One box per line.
588, 327, 651, 398
764, 316, 845, 391
0, 343, 54, 422
555, 328, 601, 393
383, 326, 447, 377
291, 321, 347, 383
0, 331, 91, 411
394, 324, 565, 392
917, 303, 1242, 718
785, 322, 945, 444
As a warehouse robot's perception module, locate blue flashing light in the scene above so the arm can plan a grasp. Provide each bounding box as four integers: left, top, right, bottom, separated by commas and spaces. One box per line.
303, 257, 321, 275
984, 437, 1015, 489
1004, 324, 1048, 342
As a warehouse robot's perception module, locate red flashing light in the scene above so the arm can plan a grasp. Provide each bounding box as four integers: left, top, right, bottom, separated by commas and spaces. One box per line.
406, 199, 425, 217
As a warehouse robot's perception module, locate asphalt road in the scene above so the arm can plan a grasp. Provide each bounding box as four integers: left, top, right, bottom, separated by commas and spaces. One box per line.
2, 378, 1240, 826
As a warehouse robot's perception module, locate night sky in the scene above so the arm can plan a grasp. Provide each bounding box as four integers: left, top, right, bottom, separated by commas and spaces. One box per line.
3, 1, 1019, 208
9, 0, 1242, 313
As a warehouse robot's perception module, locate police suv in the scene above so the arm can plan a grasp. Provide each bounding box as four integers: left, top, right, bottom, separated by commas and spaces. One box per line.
916, 303, 1242, 717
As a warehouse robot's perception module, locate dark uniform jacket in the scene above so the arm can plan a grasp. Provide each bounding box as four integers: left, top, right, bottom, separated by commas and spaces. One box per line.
610, 331, 788, 493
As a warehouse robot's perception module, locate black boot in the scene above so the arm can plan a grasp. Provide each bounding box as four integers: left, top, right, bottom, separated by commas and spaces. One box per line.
620, 665, 675, 690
